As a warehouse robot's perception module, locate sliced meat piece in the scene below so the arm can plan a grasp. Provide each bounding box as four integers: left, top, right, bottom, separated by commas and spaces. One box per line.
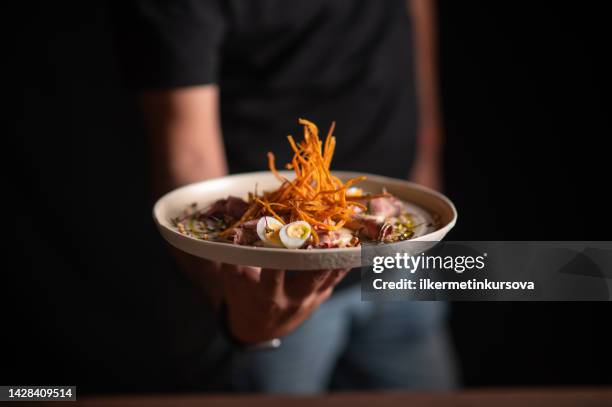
201, 199, 226, 219
369, 196, 403, 218
310, 229, 360, 248
225, 196, 250, 219
333, 228, 355, 247
355, 214, 394, 242
378, 223, 394, 242
202, 196, 249, 221
233, 219, 260, 245
312, 229, 343, 248
316, 231, 336, 248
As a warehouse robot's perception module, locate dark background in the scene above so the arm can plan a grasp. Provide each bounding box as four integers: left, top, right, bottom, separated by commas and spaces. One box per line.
8, 1, 611, 394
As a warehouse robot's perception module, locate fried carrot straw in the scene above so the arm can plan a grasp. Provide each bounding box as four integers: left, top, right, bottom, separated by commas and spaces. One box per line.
220, 119, 372, 239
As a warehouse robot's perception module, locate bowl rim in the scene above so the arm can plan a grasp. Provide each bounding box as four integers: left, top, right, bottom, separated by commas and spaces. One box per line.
153, 170, 458, 254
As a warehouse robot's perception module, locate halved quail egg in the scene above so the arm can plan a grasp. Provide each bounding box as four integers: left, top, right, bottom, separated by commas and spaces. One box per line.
279, 221, 312, 249
256, 216, 284, 247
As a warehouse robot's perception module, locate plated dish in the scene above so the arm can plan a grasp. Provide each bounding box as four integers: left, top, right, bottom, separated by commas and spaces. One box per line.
153, 119, 457, 270
173, 119, 430, 250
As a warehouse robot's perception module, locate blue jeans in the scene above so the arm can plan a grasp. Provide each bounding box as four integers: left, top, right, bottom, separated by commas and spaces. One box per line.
229, 285, 457, 393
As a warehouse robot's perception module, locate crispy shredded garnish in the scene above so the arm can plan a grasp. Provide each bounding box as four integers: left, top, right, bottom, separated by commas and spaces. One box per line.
220, 119, 369, 237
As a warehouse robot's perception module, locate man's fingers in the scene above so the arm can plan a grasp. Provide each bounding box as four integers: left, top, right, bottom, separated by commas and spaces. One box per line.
220, 263, 241, 280
219, 263, 241, 290
317, 268, 351, 293
240, 266, 261, 283
316, 287, 334, 304
287, 269, 332, 298
260, 269, 285, 294
220, 263, 260, 285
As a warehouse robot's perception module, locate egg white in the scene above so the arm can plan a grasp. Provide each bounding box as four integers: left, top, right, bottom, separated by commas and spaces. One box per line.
279, 221, 312, 249
256, 216, 284, 247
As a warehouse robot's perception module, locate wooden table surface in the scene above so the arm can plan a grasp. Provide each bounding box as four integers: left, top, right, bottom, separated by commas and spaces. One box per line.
26, 388, 612, 407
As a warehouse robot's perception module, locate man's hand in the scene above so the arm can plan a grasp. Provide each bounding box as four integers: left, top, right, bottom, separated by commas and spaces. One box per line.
220, 265, 349, 344
174, 250, 349, 344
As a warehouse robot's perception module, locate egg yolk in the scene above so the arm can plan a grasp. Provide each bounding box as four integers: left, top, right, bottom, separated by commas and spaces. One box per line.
287, 223, 309, 238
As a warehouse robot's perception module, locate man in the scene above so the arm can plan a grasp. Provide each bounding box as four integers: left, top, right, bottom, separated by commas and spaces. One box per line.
115, 0, 455, 393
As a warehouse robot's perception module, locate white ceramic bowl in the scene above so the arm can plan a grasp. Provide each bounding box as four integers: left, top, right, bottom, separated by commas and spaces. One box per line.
153, 171, 457, 270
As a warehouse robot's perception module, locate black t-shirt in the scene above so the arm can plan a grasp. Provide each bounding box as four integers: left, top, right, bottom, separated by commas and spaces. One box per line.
12, 1, 419, 390
116, 0, 419, 176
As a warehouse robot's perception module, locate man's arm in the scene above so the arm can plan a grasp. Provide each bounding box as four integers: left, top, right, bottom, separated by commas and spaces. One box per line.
408, 0, 444, 190
140, 85, 227, 197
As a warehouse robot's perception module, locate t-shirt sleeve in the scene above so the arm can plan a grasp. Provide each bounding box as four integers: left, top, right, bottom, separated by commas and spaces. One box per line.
113, 0, 225, 90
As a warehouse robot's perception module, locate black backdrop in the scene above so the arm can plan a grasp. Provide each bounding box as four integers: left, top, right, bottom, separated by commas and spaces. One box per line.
439, 3, 611, 386
8, 1, 611, 393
